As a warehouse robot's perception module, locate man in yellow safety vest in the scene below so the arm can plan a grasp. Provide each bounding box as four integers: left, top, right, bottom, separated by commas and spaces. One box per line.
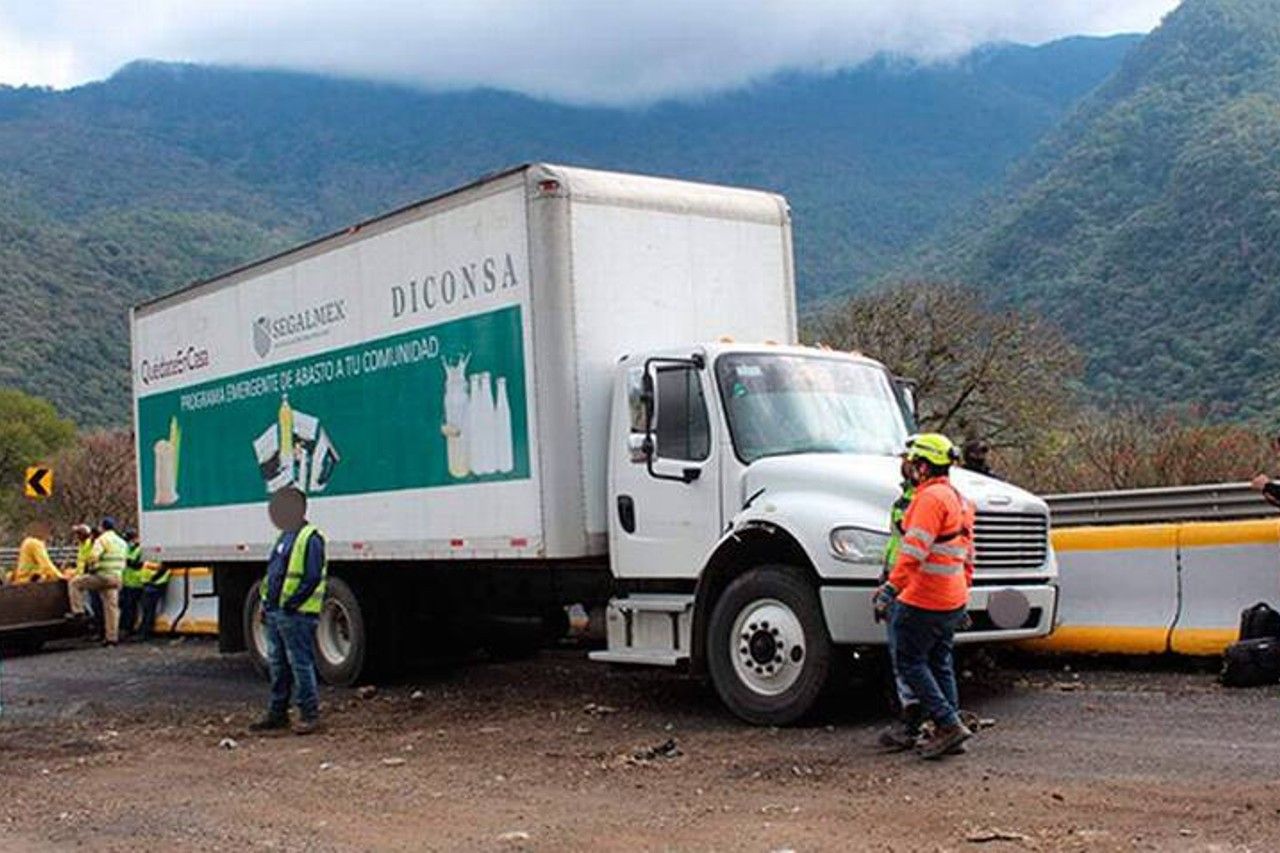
69, 518, 128, 646
65, 524, 101, 637
249, 488, 328, 736
119, 529, 146, 639
138, 549, 171, 641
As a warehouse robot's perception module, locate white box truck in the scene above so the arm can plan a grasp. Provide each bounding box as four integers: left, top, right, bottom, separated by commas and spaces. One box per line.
131, 164, 1057, 724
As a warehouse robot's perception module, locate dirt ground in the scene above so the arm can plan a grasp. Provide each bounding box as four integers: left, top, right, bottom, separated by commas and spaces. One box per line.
0, 638, 1278, 852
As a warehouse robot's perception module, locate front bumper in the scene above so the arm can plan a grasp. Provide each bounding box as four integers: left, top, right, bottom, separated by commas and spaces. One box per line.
820, 583, 1058, 645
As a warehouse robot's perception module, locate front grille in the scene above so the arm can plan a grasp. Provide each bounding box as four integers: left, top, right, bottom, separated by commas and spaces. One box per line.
973, 511, 1049, 572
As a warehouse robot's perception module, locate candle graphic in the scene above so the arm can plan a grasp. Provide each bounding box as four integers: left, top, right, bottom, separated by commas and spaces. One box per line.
278, 393, 294, 478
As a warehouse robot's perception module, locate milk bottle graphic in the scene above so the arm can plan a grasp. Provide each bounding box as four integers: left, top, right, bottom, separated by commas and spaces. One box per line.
442, 355, 471, 479
153, 415, 181, 506
469, 373, 497, 475
494, 376, 514, 474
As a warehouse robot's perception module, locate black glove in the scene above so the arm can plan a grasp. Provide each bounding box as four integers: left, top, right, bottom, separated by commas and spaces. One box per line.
872, 583, 898, 623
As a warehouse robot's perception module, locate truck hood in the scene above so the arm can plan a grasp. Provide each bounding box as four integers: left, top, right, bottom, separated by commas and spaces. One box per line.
739, 453, 1048, 532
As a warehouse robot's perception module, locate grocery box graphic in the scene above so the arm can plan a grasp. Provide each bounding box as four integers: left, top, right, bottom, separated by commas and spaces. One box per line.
138, 305, 530, 510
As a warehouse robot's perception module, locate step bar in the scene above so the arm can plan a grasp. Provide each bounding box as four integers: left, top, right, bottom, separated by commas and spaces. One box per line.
588, 594, 694, 667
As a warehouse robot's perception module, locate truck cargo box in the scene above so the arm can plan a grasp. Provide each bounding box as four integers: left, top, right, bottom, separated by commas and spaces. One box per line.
132, 164, 794, 563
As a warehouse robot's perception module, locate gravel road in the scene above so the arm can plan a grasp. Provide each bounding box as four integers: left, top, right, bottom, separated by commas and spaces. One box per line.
0, 638, 1278, 851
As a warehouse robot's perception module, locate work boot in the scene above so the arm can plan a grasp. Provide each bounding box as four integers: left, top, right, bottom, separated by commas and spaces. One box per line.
877, 723, 919, 751
877, 703, 923, 751
248, 713, 290, 733
292, 717, 323, 736
918, 722, 972, 760
947, 710, 982, 754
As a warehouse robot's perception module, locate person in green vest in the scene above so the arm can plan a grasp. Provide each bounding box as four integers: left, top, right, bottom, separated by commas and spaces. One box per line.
876, 438, 922, 751
250, 487, 327, 736
69, 518, 128, 646
66, 524, 103, 639
70, 524, 94, 578
137, 551, 171, 642
119, 529, 146, 639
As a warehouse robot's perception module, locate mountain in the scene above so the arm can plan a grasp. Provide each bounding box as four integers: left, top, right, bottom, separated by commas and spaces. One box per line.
907, 0, 1280, 419
0, 36, 1135, 425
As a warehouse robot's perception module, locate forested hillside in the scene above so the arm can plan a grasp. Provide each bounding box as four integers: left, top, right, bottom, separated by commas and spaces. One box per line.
0, 37, 1134, 424
909, 0, 1280, 419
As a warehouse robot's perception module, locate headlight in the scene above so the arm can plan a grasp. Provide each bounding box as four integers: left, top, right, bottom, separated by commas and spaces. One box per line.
829, 526, 890, 564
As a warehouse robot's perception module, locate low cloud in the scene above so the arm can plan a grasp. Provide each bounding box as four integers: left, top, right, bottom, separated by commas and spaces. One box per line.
0, 0, 1180, 104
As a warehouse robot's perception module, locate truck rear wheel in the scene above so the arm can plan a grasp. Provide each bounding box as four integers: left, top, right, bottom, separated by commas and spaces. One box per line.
706, 565, 832, 726
242, 580, 270, 679
314, 576, 367, 686
243, 576, 368, 686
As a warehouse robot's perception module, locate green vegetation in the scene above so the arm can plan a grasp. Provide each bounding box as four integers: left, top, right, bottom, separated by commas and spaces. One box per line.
903, 0, 1280, 420
809, 280, 1276, 493
0, 38, 1133, 425
0, 387, 76, 537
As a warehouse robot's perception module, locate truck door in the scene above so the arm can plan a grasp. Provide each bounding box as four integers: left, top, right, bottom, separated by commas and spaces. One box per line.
610, 362, 722, 579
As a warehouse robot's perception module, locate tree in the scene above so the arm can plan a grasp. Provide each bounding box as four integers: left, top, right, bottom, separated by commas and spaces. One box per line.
806, 281, 1083, 457
1036, 404, 1276, 492
0, 387, 76, 538
42, 430, 138, 539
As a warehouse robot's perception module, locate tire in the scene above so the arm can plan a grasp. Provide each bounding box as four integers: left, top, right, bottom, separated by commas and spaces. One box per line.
706, 565, 832, 726
313, 576, 367, 686
242, 580, 270, 679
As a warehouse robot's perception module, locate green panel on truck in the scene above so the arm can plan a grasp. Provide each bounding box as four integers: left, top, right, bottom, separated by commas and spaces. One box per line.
136, 305, 531, 511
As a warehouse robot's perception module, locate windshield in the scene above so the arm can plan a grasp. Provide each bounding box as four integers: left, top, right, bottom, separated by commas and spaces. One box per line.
716, 353, 908, 463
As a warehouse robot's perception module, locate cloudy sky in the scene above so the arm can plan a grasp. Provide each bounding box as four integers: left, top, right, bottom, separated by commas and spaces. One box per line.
0, 0, 1181, 104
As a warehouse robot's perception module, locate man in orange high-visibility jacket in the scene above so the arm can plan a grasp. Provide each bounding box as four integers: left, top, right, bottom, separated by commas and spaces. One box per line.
874, 433, 975, 759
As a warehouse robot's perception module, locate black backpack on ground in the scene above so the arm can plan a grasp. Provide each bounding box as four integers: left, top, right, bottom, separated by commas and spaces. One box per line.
1238, 602, 1280, 641
1221, 637, 1280, 688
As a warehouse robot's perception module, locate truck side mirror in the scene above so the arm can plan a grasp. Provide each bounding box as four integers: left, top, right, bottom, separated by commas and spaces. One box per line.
892, 376, 919, 423
638, 355, 708, 485
637, 371, 658, 462
628, 433, 651, 463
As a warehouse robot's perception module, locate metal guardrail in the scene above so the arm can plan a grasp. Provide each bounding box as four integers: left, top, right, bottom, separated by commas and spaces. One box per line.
1046, 482, 1279, 528
0, 545, 79, 568
3, 483, 1272, 557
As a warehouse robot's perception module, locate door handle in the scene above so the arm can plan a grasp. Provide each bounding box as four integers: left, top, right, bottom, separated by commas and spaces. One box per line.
617, 495, 636, 534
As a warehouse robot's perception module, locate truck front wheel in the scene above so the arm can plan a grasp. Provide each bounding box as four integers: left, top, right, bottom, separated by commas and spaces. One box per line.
707, 565, 832, 726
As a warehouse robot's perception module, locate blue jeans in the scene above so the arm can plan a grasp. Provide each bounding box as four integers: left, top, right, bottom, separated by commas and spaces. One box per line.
890, 601, 966, 728
884, 614, 918, 710
140, 585, 166, 640
119, 586, 143, 636
266, 609, 320, 720
88, 591, 104, 638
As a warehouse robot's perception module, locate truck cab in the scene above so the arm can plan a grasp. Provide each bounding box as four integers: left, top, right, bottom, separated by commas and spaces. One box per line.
594, 342, 1058, 724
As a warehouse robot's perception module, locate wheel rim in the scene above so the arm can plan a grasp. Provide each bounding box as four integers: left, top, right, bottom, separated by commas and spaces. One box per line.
250, 599, 269, 663
729, 597, 806, 697
316, 597, 353, 667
